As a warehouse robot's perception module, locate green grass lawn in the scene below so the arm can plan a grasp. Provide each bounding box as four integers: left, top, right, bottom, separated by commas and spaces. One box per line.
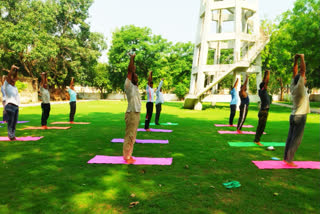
0, 101, 319, 214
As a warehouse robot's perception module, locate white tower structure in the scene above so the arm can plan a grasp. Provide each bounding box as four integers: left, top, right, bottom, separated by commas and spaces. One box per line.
184, 0, 269, 110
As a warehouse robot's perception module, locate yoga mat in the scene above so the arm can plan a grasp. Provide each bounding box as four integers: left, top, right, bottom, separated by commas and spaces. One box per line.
0, 121, 29, 124
215, 124, 253, 128
0, 136, 43, 141
228, 142, 285, 147
23, 126, 71, 130
218, 131, 266, 135
51, 122, 90, 124
137, 128, 172, 133
140, 122, 178, 126
111, 138, 169, 144
87, 155, 173, 165
252, 161, 320, 169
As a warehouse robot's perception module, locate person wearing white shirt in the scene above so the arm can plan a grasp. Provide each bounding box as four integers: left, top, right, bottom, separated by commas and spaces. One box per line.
4, 65, 20, 141
1, 75, 8, 122
67, 77, 77, 123
40, 72, 51, 129
155, 78, 164, 125
284, 54, 310, 167
123, 53, 141, 164
144, 71, 154, 131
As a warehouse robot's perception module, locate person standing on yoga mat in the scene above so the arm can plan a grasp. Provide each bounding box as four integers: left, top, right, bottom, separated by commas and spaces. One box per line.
1, 75, 8, 122
284, 54, 310, 167
40, 72, 51, 129
4, 65, 20, 140
144, 71, 154, 131
237, 75, 249, 133
229, 78, 239, 126
155, 78, 164, 125
123, 53, 141, 164
254, 70, 270, 146
67, 77, 77, 123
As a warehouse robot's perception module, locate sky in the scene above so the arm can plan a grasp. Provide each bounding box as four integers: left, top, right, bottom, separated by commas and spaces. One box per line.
88, 0, 296, 61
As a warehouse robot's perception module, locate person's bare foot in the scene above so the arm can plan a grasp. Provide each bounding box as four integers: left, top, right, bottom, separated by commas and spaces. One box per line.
124, 157, 136, 164
254, 141, 264, 146
9, 137, 16, 141
70, 121, 75, 124
145, 129, 151, 132
42, 125, 48, 129
229, 124, 233, 127
284, 161, 297, 167
236, 129, 242, 134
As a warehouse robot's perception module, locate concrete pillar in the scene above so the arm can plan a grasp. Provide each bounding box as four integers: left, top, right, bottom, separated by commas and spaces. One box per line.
234, 0, 242, 63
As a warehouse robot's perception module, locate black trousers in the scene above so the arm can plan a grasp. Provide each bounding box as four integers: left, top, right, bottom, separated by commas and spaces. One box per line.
41, 103, 51, 126
144, 102, 154, 129
69, 101, 76, 122
155, 103, 162, 124
284, 114, 307, 162
229, 104, 236, 125
5, 103, 19, 139
254, 109, 269, 142
237, 104, 249, 130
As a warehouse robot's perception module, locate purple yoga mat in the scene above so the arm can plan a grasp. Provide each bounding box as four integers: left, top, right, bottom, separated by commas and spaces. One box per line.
137, 128, 172, 133
214, 124, 254, 128
0, 121, 29, 124
0, 136, 43, 141
218, 131, 266, 135
252, 161, 320, 169
87, 155, 173, 165
111, 138, 169, 144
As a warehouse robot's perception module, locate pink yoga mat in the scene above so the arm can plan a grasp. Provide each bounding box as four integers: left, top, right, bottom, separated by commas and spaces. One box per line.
51, 122, 90, 124
218, 131, 266, 135
0, 121, 29, 124
252, 161, 320, 169
23, 126, 71, 130
87, 155, 173, 165
0, 136, 43, 141
215, 124, 254, 128
137, 128, 172, 133
111, 138, 169, 144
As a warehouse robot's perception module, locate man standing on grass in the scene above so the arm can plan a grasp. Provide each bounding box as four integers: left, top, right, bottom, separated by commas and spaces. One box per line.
144, 71, 154, 131
1, 75, 8, 122
67, 77, 77, 123
155, 78, 164, 125
40, 72, 51, 129
123, 53, 141, 164
284, 54, 310, 167
229, 78, 239, 126
254, 70, 270, 146
236, 75, 249, 133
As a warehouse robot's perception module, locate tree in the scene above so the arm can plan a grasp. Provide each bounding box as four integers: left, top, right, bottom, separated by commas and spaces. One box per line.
92, 63, 111, 98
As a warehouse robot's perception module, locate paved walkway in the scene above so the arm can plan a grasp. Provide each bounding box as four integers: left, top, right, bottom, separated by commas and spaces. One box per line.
273, 102, 320, 114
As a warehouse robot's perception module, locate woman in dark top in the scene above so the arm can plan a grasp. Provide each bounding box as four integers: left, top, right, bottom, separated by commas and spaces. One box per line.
237, 75, 249, 133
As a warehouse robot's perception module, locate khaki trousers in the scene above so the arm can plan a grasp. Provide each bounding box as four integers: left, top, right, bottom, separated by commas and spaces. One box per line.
123, 112, 140, 159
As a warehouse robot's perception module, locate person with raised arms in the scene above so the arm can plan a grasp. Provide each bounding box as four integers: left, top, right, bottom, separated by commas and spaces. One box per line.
254, 70, 270, 146
1, 75, 8, 122
236, 75, 249, 133
123, 53, 141, 164
229, 78, 239, 126
155, 78, 164, 125
40, 72, 51, 129
67, 77, 77, 123
284, 54, 310, 167
144, 71, 154, 131
4, 65, 20, 140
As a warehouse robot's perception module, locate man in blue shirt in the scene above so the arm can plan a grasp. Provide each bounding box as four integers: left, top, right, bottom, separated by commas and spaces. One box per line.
229, 78, 239, 126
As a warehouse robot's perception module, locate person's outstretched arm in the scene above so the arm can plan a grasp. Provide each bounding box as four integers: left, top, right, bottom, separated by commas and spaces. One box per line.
127, 53, 136, 80
293, 54, 299, 79
7, 65, 19, 84
243, 75, 249, 91
299, 54, 306, 77
263, 70, 270, 89
233, 78, 239, 89
70, 77, 74, 88
157, 78, 164, 92
148, 71, 152, 87
41, 72, 46, 87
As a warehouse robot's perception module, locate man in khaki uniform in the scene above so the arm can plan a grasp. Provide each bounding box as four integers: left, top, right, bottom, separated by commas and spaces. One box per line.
123, 53, 141, 164
284, 54, 310, 167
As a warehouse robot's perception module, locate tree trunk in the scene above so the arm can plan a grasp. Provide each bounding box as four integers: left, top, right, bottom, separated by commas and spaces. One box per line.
280, 78, 284, 101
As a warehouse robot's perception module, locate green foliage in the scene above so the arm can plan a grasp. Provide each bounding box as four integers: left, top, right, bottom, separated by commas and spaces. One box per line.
173, 82, 189, 100
15, 80, 28, 92
92, 63, 111, 93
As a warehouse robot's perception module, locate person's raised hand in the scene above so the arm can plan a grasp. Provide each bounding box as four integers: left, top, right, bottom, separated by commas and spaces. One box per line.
11, 65, 19, 70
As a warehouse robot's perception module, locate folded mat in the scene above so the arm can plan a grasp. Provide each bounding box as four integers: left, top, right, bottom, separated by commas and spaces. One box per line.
87, 155, 173, 165
228, 142, 285, 147
111, 138, 169, 144
215, 124, 253, 128
51, 122, 90, 124
252, 161, 320, 169
23, 126, 71, 130
218, 131, 265, 135
137, 128, 172, 133
0, 121, 29, 124
0, 136, 43, 141
140, 122, 178, 126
